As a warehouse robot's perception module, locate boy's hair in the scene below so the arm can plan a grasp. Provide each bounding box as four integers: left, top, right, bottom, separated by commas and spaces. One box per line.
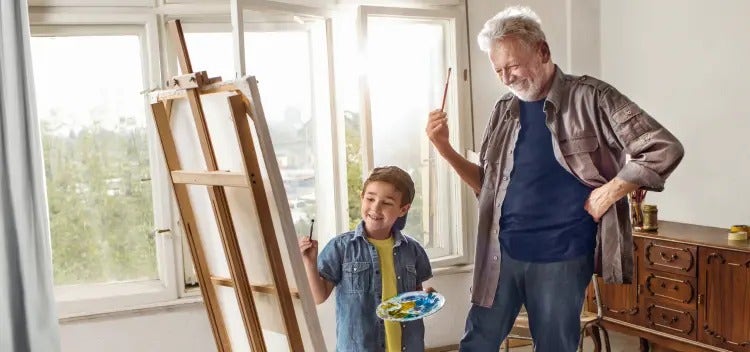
361, 166, 415, 206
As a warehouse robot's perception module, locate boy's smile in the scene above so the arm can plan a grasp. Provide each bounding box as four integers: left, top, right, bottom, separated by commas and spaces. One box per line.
361, 181, 410, 239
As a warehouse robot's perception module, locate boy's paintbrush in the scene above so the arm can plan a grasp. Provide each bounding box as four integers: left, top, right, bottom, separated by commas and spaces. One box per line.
440, 67, 452, 112
308, 219, 315, 240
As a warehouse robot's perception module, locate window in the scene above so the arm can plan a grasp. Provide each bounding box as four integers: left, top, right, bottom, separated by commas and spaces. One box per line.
353, 6, 472, 265
29, 1, 471, 317
30, 26, 177, 316
179, 18, 337, 286
186, 31, 316, 233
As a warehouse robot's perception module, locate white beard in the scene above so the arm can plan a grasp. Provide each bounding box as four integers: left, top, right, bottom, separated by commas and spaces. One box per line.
509, 80, 543, 102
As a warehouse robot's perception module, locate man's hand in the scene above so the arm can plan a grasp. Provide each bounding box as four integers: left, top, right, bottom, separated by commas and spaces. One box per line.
426, 109, 451, 154
298, 236, 318, 263
585, 178, 639, 222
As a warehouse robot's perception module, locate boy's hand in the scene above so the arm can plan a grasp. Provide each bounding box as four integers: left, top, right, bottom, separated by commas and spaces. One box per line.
298, 236, 318, 263
419, 286, 436, 294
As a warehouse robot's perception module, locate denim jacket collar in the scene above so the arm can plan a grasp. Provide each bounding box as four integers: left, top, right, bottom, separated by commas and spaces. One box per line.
351, 220, 408, 247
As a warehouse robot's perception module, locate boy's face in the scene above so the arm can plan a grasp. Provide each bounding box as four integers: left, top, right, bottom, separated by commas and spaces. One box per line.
360, 181, 410, 235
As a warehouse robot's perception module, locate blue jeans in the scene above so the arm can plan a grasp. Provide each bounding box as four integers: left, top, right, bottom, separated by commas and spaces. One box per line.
459, 250, 594, 352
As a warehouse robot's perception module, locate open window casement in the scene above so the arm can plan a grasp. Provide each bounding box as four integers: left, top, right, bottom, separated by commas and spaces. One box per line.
29, 24, 180, 317
356, 5, 473, 266
175, 0, 342, 288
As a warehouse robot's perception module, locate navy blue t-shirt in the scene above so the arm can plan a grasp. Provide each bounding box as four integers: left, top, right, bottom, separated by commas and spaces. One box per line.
499, 99, 597, 262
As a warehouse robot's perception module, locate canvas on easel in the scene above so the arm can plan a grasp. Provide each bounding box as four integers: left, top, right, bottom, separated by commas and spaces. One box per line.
148, 19, 326, 352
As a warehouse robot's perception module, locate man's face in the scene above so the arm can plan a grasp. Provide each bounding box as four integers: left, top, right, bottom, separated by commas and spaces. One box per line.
360, 181, 410, 236
488, 36, 548, 101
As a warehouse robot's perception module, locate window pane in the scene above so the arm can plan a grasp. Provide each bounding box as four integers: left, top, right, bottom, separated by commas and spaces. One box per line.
245, 32, 316, 237
366, 18, 446, 248
31, 36, 157, 285
183, 30, 318, 281
334, 24, 365, 230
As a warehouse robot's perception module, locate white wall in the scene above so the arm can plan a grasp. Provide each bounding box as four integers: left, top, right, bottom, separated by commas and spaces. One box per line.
601, 0, 750, 227
57, 274, 471, 352
60, 305, 214, 352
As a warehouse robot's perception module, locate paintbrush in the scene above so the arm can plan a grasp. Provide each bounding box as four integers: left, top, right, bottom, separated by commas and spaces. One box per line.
308, 219, 315, 240
440, 67, 452, 112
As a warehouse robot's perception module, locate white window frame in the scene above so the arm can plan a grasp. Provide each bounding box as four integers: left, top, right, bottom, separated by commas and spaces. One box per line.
355, 5, 473, 267
28, 0, 472, 318
29, 17, 181, 317
172, 2, 342, 292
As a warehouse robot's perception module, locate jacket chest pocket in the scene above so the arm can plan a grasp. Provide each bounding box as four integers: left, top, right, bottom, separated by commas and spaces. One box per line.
559, 136, 606, 185
404, 264, 418, 291
342, 262, 372, 293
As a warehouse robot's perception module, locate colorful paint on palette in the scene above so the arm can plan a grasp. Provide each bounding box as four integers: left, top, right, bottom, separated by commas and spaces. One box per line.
376, 291, 445, 322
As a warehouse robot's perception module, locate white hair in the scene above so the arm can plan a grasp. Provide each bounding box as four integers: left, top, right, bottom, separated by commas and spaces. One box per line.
477, 6, 546, 52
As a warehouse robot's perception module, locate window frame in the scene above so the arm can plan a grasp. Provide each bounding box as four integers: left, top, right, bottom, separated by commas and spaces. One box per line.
28, 0, 473, 318
173, 10, 341, 293
29, 21, 181, 317
355, 5, 473, 267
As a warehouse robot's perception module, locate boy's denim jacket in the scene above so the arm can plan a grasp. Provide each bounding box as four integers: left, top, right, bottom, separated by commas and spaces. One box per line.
318, 221, 433, 352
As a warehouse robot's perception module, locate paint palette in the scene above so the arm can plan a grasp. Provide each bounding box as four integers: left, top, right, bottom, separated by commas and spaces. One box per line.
376, 291, 445, 322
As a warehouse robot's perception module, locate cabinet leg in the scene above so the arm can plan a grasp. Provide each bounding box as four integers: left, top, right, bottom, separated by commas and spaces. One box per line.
586, 326, 602, 352
639, 337, 650, 352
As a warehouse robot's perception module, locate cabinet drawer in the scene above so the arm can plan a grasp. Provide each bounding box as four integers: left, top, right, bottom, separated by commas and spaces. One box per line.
640, 271, 697, 310
644, 298, 697, 340
643, 239, 697, 276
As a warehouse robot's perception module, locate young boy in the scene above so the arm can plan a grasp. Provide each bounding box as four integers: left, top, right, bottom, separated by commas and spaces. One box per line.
299, 166, 433, 352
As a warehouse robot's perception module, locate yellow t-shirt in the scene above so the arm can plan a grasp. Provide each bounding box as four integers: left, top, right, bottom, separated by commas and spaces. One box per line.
367, 236, 401, 352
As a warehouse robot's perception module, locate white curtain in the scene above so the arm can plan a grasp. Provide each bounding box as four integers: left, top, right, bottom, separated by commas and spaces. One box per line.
0, 0, 61, 350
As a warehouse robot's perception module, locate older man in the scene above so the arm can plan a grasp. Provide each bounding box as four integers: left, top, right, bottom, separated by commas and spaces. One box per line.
426, 6, 683, 352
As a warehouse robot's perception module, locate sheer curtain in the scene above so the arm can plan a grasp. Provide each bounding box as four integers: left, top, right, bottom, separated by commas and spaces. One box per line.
0, 0, 60, 351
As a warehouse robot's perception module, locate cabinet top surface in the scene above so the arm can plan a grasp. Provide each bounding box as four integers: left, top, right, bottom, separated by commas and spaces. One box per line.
634, 221, 750, 252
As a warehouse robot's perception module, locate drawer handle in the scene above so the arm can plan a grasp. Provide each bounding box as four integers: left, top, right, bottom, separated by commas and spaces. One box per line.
657, 282, 680, 291
659, 252, 679, 263
660, 313, 679, 325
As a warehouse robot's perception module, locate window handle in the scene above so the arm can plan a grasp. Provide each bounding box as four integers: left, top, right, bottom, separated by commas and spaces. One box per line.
147, 228, 172, 240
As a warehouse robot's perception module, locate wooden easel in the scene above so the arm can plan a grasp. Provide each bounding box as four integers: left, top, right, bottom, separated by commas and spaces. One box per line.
148, 19, 325, 351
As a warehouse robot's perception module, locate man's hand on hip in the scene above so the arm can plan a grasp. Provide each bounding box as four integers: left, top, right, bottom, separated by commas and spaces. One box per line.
585, 178, 639, 222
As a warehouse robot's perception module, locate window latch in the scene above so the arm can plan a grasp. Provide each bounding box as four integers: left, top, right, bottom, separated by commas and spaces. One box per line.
148, 228, 172, 240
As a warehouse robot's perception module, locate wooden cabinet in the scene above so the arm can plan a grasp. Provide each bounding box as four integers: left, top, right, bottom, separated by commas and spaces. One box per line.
587, 222, 750, 352
639, 239, 699, 340
596, 277, 641, 323
590, 240, 642, 324
698, 248, 750, 351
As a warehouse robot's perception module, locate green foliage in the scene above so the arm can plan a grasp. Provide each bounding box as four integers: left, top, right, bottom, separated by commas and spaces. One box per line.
43, 108, 429, 287
41, 118, 157, 285
344, 111, 364, 230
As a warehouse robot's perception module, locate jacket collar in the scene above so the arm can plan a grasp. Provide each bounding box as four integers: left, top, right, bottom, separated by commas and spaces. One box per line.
543, 65, 566, 114
352, 220, 407, 247
502, 64, 566, 120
